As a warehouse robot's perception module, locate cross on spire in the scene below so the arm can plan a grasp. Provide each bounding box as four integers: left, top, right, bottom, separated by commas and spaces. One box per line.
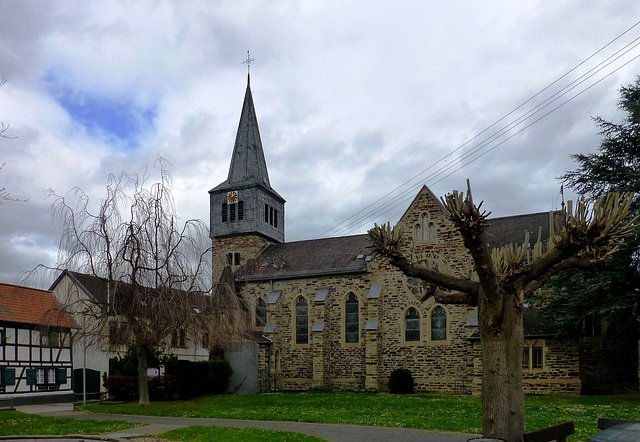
243, 50, 255, 74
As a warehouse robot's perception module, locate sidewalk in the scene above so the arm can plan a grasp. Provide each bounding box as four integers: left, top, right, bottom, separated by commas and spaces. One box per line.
13, 403, 476, 442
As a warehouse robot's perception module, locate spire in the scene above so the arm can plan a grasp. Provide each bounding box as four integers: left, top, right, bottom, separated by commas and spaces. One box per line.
225, 70, 271, 188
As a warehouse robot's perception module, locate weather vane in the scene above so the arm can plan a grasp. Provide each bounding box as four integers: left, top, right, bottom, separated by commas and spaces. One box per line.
243, 50, 255, 74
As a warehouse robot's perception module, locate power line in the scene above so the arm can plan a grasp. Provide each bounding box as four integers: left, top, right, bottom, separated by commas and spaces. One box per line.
316, 21, 640, 239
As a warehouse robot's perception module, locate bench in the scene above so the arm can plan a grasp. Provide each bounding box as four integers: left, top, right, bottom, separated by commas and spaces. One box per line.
523, 421, 575, 442
598, 418, 640, 430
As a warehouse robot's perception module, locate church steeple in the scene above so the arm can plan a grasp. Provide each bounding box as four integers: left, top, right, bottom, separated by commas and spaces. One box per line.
209, 66, 285, 243
225, 76, 272, 189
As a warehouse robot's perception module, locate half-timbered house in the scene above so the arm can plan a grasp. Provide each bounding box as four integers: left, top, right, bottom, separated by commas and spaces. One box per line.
0, 283, 77, 406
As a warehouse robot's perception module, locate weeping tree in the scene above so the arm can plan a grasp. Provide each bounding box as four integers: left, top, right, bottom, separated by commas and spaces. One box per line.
47, 159, 247, 406
368, 180, 637, 441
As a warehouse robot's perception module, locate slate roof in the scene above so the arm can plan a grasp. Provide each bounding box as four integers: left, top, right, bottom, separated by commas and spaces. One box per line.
485, 211, 556, 249
210, 75, 283, 201
235, 234, 374, 282
53, 270, 224, 307
55, 270, 111, 304
234, 211, 559, 282
0, 282, 77, 329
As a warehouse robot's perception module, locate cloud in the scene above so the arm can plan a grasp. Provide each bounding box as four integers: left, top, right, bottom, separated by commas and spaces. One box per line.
1, 0, 639, 288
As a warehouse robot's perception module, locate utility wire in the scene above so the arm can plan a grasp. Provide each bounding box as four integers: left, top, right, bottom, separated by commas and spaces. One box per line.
316, 21, 640, 239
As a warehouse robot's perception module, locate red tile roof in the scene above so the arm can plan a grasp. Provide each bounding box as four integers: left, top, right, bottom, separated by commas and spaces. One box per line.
0, 282, 78, 329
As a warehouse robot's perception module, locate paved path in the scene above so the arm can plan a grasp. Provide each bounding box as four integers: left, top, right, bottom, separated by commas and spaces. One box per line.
11, 403, 476, 442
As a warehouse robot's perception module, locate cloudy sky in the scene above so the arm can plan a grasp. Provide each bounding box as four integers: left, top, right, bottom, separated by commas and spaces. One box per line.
1, 1, 639, 288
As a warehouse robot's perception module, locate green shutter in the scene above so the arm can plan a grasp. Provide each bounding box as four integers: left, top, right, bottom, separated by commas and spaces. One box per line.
26, 369, 37, 385
57, 368, 67, 384
3, 368, 15, 386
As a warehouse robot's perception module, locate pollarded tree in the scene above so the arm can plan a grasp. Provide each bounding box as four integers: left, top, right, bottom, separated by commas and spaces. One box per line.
47, 159, 247, 406
368, 181, 637, 441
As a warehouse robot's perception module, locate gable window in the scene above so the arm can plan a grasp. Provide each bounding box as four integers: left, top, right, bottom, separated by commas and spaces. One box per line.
430, 306, 447, 341
427, 222, 436, 241
405, 308, 420, 342
345, 293, 359, 343
295, 297, 309, 345
417, 214, 436, 242
255, 298, 267, 326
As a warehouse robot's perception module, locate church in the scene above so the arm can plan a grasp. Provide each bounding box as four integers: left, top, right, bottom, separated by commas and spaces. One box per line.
209, 73, 637, 395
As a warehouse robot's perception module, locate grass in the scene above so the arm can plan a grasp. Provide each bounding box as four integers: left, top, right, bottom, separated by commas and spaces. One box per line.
80, 392, 640, 441
0, 409, 137, 436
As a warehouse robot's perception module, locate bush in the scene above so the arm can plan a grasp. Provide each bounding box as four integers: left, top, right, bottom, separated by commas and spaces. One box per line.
105, 357, 232, 400
104, 375, 138, 401
164, 359, 233, 399
388, 368, 414, 394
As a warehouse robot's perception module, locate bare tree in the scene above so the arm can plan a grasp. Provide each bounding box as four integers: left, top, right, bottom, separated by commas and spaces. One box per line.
368, 180, 637, 441
0, 76, 23, 203
47, 159, 247, 406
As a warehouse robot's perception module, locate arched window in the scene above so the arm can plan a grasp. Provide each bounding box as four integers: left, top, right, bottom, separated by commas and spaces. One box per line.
345, 293, 359, 343
415, 224, 422, 243
427, 222, 436, 241
295, 297, 309, 344
430, 306, 447, 341
405, 308, 420, 342
234, 252, 241, 266
255, 298, 267, 327
273, 349, 281, 373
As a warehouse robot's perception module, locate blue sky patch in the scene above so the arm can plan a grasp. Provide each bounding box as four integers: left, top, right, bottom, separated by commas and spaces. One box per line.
44, 71, 157, 150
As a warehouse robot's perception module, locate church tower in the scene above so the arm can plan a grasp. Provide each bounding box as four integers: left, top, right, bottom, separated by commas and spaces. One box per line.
209, 73, 285, 283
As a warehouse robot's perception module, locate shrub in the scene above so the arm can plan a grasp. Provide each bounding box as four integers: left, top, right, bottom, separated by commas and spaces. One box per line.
388, 368, 414, 394
104, 375, 138, 401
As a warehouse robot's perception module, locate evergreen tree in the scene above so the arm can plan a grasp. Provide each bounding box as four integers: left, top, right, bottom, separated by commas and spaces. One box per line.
538, 76, 640, 334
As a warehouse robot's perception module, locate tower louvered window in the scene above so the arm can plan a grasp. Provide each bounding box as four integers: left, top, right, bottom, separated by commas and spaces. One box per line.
238, 200, 244, 220
222, 203, 228, 222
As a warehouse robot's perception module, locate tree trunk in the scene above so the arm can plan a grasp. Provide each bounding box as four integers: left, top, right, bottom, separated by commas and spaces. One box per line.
136, 344, 150, 406
479, 290, 525, 441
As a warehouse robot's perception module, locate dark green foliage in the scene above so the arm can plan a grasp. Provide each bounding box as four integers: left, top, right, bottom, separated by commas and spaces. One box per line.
104, 376, 138, 401
106, 354, 231, 400
103, 375, 181, 401
540, 76, 640, 333
109, 350, 162, 376
388, 368, 414, 394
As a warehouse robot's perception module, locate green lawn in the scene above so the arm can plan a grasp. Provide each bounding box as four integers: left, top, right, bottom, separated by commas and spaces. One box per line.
80, 392, 640, 441
0, 409, 136, 436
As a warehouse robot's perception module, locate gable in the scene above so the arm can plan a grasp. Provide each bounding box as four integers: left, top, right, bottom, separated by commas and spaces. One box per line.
397, 185, 449, 228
